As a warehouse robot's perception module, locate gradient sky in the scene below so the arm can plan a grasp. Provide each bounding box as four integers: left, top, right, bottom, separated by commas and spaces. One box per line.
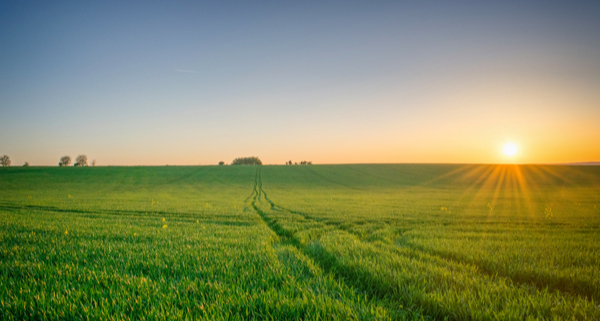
1, 1, 599, 165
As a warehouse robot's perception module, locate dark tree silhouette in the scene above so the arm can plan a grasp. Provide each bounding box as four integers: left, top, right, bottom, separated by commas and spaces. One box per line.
0, 155, 10, 167
75, 155, 88, 167
218, 161, 225, 166
231, 156, 262, 165
59, 156, 71, 167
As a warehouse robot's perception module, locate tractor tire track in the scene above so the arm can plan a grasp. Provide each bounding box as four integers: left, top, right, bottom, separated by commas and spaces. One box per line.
245, 167, 407, 319
247, 167, 431, 319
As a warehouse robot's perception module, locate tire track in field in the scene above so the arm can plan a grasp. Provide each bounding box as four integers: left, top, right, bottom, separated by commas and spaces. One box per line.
244, 167, 261, 203
246, 167, 404, 319
247, 167, 599, 316
247, 167, 430, 319
247, 167, 293, 240
250, 172, 400, 244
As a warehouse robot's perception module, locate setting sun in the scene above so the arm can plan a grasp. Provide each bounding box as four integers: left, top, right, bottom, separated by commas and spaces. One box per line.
503, 143, 519, 157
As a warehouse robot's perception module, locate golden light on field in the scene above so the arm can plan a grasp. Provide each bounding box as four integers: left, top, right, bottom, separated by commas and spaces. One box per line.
502, 143, 519, 157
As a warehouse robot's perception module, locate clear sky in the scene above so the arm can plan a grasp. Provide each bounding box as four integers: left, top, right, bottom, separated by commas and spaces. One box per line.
1, 1, 599, 165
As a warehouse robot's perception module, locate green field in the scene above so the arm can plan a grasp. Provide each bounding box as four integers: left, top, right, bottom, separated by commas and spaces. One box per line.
1, 165, 599, 320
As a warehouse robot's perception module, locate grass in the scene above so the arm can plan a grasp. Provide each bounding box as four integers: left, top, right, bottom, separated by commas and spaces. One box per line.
1, 164, 599, 320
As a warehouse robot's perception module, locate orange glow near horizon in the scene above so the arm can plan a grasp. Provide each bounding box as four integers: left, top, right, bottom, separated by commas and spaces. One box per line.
412, 163, 600, 223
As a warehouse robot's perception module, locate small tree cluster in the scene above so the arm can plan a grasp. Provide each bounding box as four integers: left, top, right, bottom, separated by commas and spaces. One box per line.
59, 155, 88, 167
218, 161, 225, 166
1, 155, 10, 167
1, 156, 33, 167
59, 156, 71, 167
231, 156, 262, 165
74, 155, 88, 167
286, 160, 312, 165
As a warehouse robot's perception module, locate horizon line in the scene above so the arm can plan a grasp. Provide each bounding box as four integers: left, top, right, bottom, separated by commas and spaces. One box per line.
4, 162, 600, 167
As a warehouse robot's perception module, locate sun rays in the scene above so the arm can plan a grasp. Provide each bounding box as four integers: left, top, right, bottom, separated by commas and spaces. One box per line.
420, 164, 569, 223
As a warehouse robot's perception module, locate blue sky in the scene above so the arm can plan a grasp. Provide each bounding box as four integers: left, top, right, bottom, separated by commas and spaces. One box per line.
1, 1, 599, 165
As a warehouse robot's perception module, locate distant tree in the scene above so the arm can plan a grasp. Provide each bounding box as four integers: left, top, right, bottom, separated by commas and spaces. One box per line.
231, 156, 262, 165
23, 162, 30, 167
288, 160, 292, 165
218, 161, 225, 166
91, 160, 96, 166
307, 161, 312, 165
59, 156, 71, 167
0, 155, 10, 167
74, 155, 88, 167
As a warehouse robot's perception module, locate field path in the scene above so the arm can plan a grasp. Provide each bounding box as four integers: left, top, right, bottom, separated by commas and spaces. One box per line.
246, 167, 447, 318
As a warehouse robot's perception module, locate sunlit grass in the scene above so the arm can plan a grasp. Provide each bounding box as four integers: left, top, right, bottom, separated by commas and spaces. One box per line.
1, 164, 599, 320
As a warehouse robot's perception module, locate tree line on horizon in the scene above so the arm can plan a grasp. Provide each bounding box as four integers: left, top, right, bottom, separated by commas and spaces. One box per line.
2, 155, 313, 167
1, 155, 263, 167
0, 155, 94, 167
59, 155, 93, 167
286, 160, 312, 165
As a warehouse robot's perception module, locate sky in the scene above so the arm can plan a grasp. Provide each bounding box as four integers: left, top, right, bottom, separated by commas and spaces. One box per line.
1, 1, 599, 165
